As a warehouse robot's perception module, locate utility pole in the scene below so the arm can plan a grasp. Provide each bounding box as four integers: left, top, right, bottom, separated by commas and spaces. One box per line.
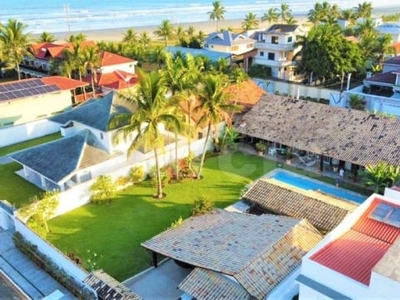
64, 4, 71, 33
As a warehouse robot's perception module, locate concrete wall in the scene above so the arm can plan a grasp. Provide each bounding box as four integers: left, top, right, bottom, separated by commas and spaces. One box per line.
14, 217, 88, 281
0, 119, 60, 147
0, 91, 72, 127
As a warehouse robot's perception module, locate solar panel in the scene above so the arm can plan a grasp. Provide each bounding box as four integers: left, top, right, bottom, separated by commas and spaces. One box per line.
370, 202, 400, 228
0, 78, 60, 102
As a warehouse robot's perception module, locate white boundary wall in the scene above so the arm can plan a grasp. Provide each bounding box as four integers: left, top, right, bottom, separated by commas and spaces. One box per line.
0, 119, 60, 147
14, 217, 88, 281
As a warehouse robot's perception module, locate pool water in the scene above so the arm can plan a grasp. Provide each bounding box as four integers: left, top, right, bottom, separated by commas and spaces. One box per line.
272, 170, 367, 204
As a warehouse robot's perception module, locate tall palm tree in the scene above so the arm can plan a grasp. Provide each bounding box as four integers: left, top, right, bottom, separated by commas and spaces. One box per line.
0, 19, 31, 80
279, 3, 292, 23
110, 71, 181, 199
37, 31, 56, 43
187, 26, 196, 37
208, 1, 226, 32
123, 28, 138, 44
175, 25, 187, 41
261, 8, 279, 25
341, 9, 357, 25
308, 3, 324, 25
285, 16, 298, 25
66, 32, 87, 43
82, 47, 100, 98
355, 1, 373, 19
138, 32, 151, 48
150, 45, 166, 69
195, 74, 240, 179
153, 20, 174, 47
242, 12, 259, 31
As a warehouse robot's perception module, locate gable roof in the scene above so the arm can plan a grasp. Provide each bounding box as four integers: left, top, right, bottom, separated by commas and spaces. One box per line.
364, 70, 398, 85
99, 51, 136, 67
50, 91, 134, 131
384, 55, 400, 65
236, 95, 400, 167
311, 197, 400, 285
84, 70, 138, 90
142, 209, 322, 299
225, 80, 265, 110
205, 31, 256, 46
41, 76, 89, 90
10, 130, 116, 183
243, 179, 356, 231
179, 268, 250, 300
30, 41, 97, 60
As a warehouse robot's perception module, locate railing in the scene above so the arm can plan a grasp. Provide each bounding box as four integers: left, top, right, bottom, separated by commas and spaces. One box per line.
255, 42, 294, 51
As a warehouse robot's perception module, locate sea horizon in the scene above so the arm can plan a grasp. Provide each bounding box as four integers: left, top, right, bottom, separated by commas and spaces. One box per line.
0, 0, 399, 34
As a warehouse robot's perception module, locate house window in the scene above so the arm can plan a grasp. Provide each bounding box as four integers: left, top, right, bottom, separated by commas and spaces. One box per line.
80, 171, 92, 183
100, 132, 104, 140
260, 51, 264, 56
271, 36, 278, 44
288, 36, 293, 43
247, 43, 253, 48
204, 43, 209, 48
268, 53, 275, 60
231, 45, 239, 51
198, 132, 203, 139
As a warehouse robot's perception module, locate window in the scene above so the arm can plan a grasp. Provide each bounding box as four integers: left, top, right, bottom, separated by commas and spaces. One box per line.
288, 36, 293, 43
268, 52, 275, 60
204, 43, 209, 48
271, 36, 278, 44
370, 202, 400, 228
100, 132, 104, 140
260, 51, 264, 56
247, 43, 253, 48
231, 45, 239, 51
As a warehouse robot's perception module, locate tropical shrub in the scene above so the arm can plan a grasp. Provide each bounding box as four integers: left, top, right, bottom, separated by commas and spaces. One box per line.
359, 162, 400, 194
129, 166, 145, 184
89, 175, 116, 204
191, 196, 215, 216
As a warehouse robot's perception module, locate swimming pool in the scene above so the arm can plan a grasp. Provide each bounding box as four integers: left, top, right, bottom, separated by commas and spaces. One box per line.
0, 270, 29, 300
270, 170, 367, 204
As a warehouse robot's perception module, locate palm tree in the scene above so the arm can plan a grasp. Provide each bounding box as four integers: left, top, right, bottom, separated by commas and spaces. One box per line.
279, 3, 292, 23
308, 3, 324, 25
37, 31, 56, 43
359, 162, 394, 194
348, 94, 366, 110
138, 32, 151, 48
242, 12, 259, 31
110, 71, 181, 199
175, 25, 187, 41
285, 16, 298, 25
123, 28, 138, 44
153, 20, 174, 47
150, 45, 166, 69
261, 8, 279, 25
355, 1, 373, 19
0, 19, 31, 80
341, 9, 357, 26
187, 26, 196, 37
208, 1, 226, 32
66, 33, 87, 43
82, 47, 100, 98
195, 74, 240, 179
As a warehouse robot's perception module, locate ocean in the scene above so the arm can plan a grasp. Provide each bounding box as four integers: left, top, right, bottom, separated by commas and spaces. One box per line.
0, 0, 398, 34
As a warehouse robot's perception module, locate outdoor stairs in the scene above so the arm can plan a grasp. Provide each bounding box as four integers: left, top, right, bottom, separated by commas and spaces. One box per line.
0, 230, 75, 300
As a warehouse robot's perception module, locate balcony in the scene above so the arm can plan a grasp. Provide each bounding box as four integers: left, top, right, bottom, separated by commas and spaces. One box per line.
256, 42, 294, 51
254, 57, 294, 68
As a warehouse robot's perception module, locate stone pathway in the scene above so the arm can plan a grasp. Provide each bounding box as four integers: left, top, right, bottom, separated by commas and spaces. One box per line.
0, 229, 75, 300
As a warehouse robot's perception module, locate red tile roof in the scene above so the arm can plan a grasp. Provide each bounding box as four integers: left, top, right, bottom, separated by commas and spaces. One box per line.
99, 51, 135, 67
41, 76, 89, 90
30, 41, 97, 60
391, 42, 400, 55
311, 198, 400, 285
84, 70, 138, 90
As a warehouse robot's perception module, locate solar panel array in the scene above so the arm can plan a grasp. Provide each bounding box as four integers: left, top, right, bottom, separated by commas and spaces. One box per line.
0, 78, 60, 102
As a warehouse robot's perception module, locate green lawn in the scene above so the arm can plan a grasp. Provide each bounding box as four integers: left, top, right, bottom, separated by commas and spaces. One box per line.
0, 133, 61, 207
46, 152, 274, 281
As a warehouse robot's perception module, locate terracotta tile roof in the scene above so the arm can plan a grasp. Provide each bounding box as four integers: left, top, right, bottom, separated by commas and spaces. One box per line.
345, 36, 359, 43
84, 270, 142, 300
225, 80, 265, 110
236, 95, 400, 167
41, 76, 88, 90
99, 51, 136, 67
310, 198, 400, 285
142, 209, 322, 299
243, 179, 355, 231
179, 268, 251, 300
85, 70, 138, 90
30, 41, 97, 60
390, 42, 400, 55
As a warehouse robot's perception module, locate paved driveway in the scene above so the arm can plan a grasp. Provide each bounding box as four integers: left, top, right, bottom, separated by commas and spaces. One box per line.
123, 259, 192, 300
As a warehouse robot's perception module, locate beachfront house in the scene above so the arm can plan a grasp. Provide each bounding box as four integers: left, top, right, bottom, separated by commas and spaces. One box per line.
142, 209, 323, 300
252, 24, 306, 82
297, 190, 400, 299
203, 31, 257, 71
236, 94, 400, 177
376, 22, 400, 43
82, 51, 138, 96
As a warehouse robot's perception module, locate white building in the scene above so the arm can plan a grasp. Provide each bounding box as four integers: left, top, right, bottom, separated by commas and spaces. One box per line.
376, 22, 400, 43
253, 24, 306, 81
298, 189, 400, 299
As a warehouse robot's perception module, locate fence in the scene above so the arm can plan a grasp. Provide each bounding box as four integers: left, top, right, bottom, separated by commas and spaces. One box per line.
0, 119, 59, 147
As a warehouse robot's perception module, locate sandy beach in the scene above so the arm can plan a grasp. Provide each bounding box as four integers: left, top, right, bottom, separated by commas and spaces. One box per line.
48, 6, 400, 43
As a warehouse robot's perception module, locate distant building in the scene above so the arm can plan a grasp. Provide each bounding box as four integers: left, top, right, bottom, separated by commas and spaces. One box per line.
252, 24, 307, 82
0, 76, 88, 127
298, 191, 400, 299
376, 22, 400, 43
